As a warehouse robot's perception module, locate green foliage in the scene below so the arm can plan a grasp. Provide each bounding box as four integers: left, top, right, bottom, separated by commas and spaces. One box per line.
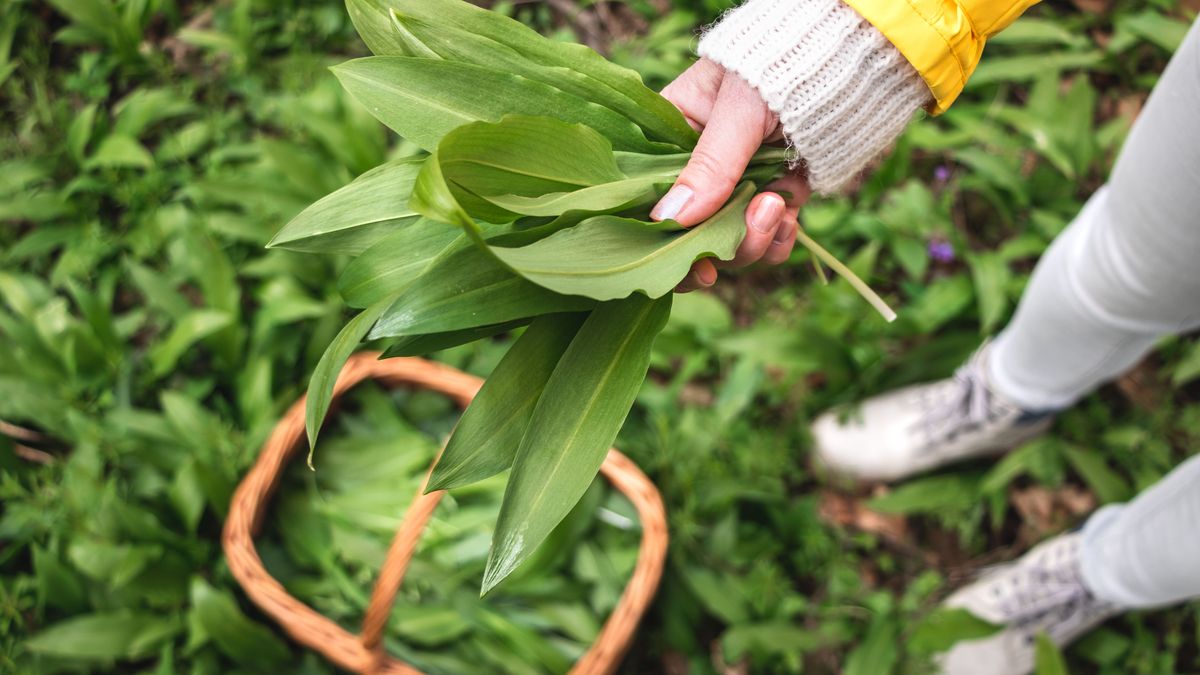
2, 0, 1199, 672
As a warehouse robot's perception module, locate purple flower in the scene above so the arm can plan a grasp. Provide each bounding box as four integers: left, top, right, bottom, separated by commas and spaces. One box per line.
933, 165, 951, 183
928, 239, 955, 263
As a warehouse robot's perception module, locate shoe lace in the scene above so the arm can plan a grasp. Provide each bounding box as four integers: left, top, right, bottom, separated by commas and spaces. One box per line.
992, 540, 1090, 620
987, 538, 1118, 644
919, 353, 996, 445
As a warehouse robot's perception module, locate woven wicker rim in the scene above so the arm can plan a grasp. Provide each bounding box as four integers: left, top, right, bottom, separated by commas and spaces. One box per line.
222, 353, 669, 675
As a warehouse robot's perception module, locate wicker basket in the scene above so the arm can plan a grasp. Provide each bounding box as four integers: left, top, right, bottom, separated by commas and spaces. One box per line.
222, 353, 669, 674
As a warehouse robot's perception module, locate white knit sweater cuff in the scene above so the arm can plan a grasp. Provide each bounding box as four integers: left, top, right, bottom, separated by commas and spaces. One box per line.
698, 0, 931, 194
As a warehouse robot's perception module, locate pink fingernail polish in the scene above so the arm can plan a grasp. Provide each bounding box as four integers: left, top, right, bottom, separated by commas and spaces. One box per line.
651, 185, 693, 221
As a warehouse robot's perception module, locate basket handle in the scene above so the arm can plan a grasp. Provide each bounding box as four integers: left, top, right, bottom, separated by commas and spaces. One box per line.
223, 353, 668, 675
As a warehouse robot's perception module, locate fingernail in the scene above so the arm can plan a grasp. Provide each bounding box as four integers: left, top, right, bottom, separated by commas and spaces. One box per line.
750, 195, 784, 234
698, 264, 717, 286
774, 221, 795, 245
651, 184, 693, 221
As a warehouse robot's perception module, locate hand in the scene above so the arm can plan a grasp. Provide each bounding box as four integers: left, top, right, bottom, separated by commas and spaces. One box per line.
652, 58, 811, 292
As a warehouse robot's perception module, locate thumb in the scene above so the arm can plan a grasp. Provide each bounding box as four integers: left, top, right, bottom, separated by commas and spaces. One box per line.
650, 73, 775, 227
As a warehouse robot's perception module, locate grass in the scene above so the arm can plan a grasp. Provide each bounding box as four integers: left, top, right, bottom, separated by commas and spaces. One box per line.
2, 0, 1199, 673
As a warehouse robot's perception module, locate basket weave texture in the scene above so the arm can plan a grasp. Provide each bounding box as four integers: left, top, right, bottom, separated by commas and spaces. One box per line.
222, 353, 669, 675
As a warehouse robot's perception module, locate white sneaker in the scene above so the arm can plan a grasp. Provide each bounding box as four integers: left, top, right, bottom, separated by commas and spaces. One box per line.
811, 344, 1054, 482
938, 533, 1121, 675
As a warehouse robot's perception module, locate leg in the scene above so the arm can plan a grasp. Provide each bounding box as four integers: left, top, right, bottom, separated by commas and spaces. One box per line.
1081, 453, 1200, 608
988, 18, 1200, 411
812, 19, 1200, 483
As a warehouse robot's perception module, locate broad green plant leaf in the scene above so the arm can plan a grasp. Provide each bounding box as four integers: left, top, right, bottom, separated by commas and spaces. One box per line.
484, 175, 663, 218
410, 116, 630, 244
345, 0, 696, 148
331, 57, 674, 154
269, 159, 423, 255
482, 293, 671, 594
967, 252, 1011, 333
86, 134, 154, 169
843, 616, 899, 675
306, 297, 394, 462
1063, 445, 1132, 505
430, 115, 627, 223
381, 10, 696, 149
368, 245, 594, 339
867, 473, 982, 514
148, 310, 233, 377
428, 312, 586, 491
189, 578, 290, 667
1033, 633, 1070, 675
908, 608, 1002, 655
491, 182, 755, 301
24, 611, 181, 661
380, 319, 532, 358
338, 221, 464, 308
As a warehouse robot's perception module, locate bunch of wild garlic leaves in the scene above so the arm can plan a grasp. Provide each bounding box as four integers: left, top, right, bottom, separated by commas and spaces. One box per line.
270, 0, 876, 594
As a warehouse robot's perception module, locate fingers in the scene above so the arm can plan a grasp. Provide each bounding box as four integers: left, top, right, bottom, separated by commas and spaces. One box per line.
720, 192, 785, 268
763, 217, 798, 265
766, 172, 812, 215
660, 58, 724, 131
675, 258, 718, 293
759, 172, 809, 266
652, 73, 777, 227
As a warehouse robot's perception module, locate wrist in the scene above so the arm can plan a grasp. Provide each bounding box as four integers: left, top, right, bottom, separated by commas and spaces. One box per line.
698, 0, 931, 194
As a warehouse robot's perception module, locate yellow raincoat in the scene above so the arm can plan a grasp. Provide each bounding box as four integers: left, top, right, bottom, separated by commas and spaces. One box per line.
842, 0, 1043, 113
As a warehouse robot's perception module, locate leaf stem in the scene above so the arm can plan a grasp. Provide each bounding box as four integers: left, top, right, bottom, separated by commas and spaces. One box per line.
794, 226, 897, 322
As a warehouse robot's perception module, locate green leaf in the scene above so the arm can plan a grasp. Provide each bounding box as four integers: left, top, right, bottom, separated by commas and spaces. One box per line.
483, 175, 662, 217
867, 474, 981, 515
413, 116, 629, 231
112, 87, 195, 139
345, 0, 695, 148
723, 622, 821, 661
1063, 445, 1132, 505
392, 606, 473, 646
844, 616, 898, 675
32, 546, 86, 613
439, 116, 625, 192
189, 577, 290, 667
987, 18, 1091, 49
1171, 340, 1200, 386
683, 566, 749, 624
306, 298, 394, 461
1118, 11, 1191, 53
368, 244, 594, 339
491, 182, 755, 301
67, 102, 99, 163
169, 457, 207, 533
337, 221, 464, 308
68, 539, 161, 588
148, 310, 234, 377
967, 252, 1011, 333
86, 134, 155, 169
482, 293, 671, 594
381, 319, 531, 358
1034, 633, 1070, 675
382, 9, 696, 149
25, 611, 179, 661
967, 51, 1104, 88
410, 116, 636, 260
268, 159, 424, 255
908, 608, 1002, 655
331, 57, 672, 154
429, 313, 585, 491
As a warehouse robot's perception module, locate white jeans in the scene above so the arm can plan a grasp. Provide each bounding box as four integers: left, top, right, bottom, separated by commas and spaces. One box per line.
987, 19, 1200, 609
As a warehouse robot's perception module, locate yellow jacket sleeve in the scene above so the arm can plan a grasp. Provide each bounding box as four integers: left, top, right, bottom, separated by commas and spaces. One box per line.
842, 0, 1042, 113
